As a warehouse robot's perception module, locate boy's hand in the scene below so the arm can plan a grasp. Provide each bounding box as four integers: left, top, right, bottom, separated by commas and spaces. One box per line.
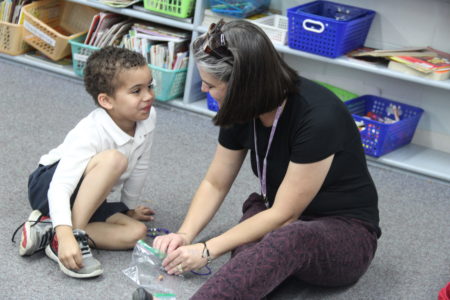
55, 225, 83, 270
127, 205, 155, 221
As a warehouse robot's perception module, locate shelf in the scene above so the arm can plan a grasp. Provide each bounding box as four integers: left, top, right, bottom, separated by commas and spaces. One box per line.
273, 44, 450, 91
196, 25, 450, 91
66, 0, 194, 31
367, 144, 450, 183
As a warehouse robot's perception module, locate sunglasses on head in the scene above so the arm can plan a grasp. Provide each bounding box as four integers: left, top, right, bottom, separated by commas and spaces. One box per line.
204, 19, 233, 65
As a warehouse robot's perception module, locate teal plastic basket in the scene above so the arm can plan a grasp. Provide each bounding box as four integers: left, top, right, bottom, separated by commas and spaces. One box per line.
69, 35, 99, 77
149, 64, 187, 101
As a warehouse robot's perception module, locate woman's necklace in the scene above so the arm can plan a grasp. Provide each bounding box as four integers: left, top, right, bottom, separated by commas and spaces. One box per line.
253, 104, 284, 208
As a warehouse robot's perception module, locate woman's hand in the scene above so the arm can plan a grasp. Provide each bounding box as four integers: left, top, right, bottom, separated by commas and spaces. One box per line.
153, 233, 188, 255
127, 205, 155, 221
162, 243, 208, 275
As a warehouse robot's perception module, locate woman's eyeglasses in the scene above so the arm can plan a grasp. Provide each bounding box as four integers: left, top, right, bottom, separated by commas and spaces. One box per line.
204, 19, 233, 65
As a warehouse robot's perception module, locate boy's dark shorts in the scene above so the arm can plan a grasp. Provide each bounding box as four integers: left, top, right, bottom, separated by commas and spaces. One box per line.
28, 161, 129, 222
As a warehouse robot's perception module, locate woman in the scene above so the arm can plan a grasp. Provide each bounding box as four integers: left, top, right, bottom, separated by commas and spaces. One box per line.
153, 19, 381, 299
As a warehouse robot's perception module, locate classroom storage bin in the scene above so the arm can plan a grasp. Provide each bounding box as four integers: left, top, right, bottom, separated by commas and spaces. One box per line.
345, 95, 424, 157
69, 35, 100, 77
143, 0, 196, 18
22, 0, 98, 61
252, 15, 288, 45
0, 21, 32, 56
287, 1, 375, 58
206, 92, 219, 112
209, 0, 270, 18
149, 64, 187, 101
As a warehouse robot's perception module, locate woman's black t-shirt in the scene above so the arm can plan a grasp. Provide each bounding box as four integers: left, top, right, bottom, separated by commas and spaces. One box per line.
219, 77, 380, 236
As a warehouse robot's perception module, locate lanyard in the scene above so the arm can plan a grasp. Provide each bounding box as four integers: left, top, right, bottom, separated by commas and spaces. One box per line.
253, 105, 283, 208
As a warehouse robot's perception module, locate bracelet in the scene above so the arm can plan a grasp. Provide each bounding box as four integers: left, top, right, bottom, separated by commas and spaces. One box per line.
201, 242, 212, 264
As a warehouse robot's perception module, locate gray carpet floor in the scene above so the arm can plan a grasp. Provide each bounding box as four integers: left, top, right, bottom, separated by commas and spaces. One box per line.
1, 58, 449, 300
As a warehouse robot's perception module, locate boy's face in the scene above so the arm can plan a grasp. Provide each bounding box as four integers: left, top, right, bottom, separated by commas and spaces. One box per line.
106, 66, 154, 133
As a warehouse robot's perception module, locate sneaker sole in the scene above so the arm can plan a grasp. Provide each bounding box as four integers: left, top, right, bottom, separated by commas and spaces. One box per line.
45, 245, 103, 279
19, 210, 42, 256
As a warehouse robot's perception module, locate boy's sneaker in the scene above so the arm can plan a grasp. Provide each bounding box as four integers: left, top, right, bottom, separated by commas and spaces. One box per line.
15, 210, 53, 256
45, 229, 103, 278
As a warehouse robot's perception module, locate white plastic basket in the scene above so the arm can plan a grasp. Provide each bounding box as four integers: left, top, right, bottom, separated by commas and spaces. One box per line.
252, 15, 288, 45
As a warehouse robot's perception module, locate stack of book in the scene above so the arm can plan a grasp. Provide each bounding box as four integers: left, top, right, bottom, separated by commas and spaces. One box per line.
119, 23, 190, 70
347, 47, 450, 81
0, 0, 31, 23
83, 12, 190, 70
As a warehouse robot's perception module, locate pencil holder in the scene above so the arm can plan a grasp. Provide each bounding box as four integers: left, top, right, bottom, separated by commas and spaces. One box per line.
149, 64, 188, 101
206, 92, 219, 112
345, 95, 424, 157
0, 21, 32, 56
143, 0, 196, 18
22, 0, 98, 61
251, 15, 288, 45
69, 35, 100, 77
209, 0, 270, 18
287, 1, 375, 58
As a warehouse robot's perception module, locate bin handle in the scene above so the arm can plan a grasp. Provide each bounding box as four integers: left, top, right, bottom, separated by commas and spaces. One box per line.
302, 19, 325, 33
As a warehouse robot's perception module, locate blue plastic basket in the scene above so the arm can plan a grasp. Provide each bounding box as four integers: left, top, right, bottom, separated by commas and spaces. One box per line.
149, 64, 187, 101
69, 35, 99, 77
209, 0, 270, 18
287, 1, 375, 58
345, 95, 424, 157
206, 92, 219, 112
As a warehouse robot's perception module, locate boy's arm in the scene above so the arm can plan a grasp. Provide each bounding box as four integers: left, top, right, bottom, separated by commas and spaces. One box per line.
47, 128, 100, 229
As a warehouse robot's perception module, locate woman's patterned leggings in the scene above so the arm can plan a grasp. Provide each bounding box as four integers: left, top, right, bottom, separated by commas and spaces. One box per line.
191, 193, 378, 300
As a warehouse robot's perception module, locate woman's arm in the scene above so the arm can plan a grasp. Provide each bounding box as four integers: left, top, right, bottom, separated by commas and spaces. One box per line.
161, 154, 334, 275
207, 154, 334, 258
153, 144, 247, 252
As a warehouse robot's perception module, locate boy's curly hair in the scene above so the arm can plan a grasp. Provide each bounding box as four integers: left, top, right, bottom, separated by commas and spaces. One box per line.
84, 46, 147, 105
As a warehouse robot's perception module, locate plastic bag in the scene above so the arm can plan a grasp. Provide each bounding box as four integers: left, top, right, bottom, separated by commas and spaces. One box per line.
123, 240, 188, 298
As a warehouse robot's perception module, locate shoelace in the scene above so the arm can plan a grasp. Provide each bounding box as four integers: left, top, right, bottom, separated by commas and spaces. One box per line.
74, 231, 98, 256
11, 219, 53, 244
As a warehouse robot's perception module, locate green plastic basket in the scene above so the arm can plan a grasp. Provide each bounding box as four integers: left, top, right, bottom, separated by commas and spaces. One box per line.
149, 64, 187, 101
69, 35, 99, 77
143, 0, 196, 18
315, 81, 359, 102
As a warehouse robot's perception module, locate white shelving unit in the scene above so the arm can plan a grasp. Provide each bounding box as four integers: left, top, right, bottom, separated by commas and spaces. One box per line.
1, 0, 450, 182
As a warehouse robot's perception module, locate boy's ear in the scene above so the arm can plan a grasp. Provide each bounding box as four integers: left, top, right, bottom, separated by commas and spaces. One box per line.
98, 93, 113, 110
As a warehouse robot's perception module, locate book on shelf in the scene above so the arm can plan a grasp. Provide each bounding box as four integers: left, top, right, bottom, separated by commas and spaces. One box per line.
388, 47, 450, 74
99, 0, 141, 8
0, 0, 31, 23
119, 22, 190, 70
387, 60, 449, 81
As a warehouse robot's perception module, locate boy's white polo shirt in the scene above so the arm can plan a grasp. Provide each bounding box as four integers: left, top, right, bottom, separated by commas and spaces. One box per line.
40, 107, 157, 228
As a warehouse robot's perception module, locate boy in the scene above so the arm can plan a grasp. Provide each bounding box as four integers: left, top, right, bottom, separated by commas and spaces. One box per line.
17, 46, 157, 279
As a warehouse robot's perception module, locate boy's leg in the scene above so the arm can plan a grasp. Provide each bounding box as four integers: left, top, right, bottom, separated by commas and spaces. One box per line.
17, 163, 58, 256
71, 149, 129, 229
85, 212, 147, 250
191, 216, 378, 300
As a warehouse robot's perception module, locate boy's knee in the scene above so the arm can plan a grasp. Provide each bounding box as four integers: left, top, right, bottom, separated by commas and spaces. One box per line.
100, 150, 128, 173
128, 222, 148, 244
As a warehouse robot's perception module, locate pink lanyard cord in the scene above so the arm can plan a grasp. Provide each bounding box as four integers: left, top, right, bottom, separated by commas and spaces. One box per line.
253, 105, 284, 208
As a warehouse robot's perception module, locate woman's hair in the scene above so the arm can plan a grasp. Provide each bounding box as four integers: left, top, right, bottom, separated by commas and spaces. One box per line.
84, 46, 147, 105
192, 20, 299, 127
